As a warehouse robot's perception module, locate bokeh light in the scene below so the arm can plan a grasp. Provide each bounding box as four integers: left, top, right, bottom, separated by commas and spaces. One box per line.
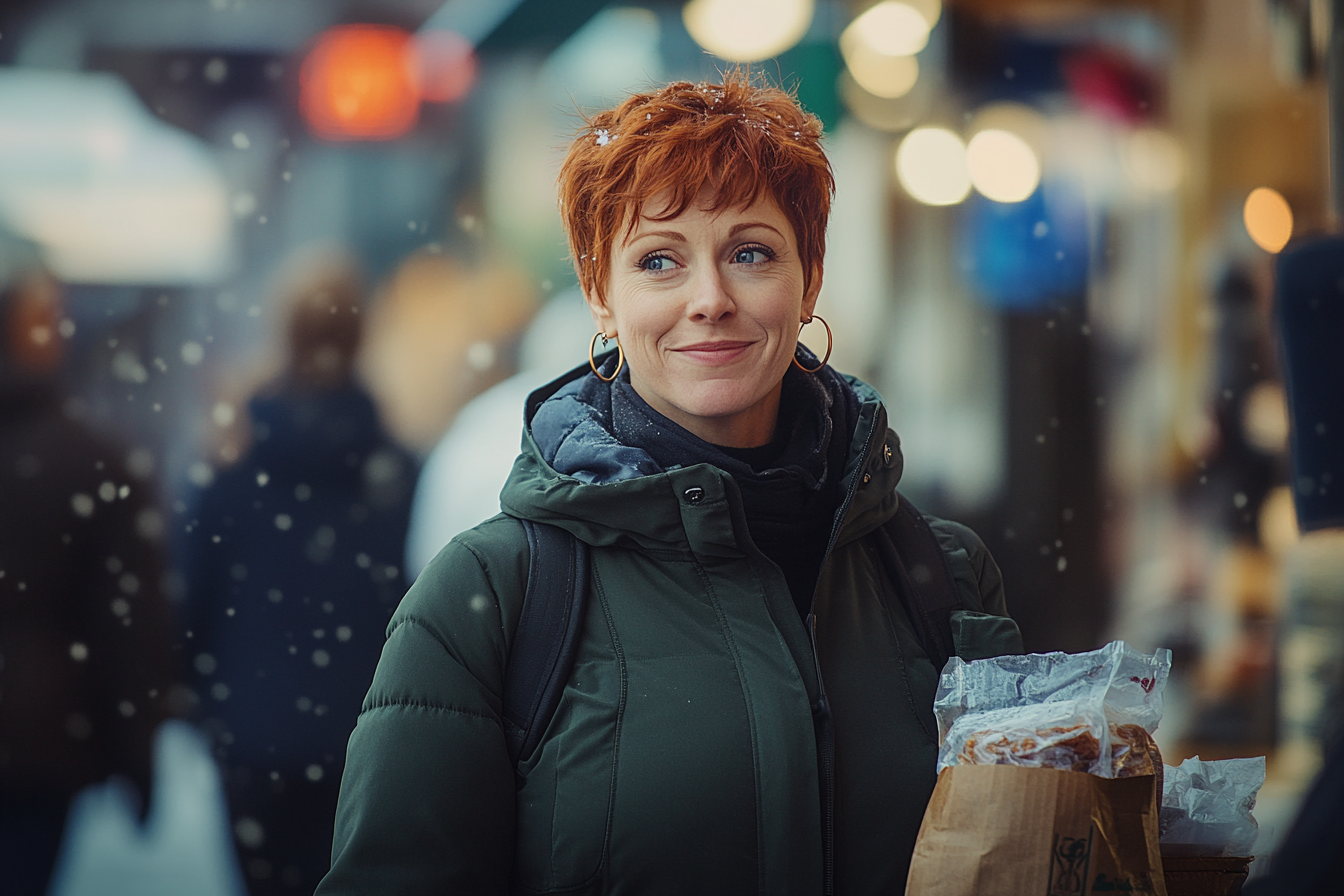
1122, 127, 1185, 193
682, 0, 814, 63
902, 0, 943, 27
966, 129, 1041, 203
1242, 187, 1293, 253
837, 70, 926, 132
300, 25, 420, 141
412, 29, 476, 104
840, 26, 920, 99
847, 1, 931, 57
1259, 485, 1299, 555
1242, 380, 1290, 454
895, 127, 971, 206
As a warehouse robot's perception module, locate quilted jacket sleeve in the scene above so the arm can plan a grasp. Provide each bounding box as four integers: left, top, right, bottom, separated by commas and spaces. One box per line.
926, 515, 1024, 659
317, 518, 527, 895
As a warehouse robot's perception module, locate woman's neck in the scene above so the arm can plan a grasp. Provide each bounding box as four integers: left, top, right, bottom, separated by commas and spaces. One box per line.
624, 373, 783, 448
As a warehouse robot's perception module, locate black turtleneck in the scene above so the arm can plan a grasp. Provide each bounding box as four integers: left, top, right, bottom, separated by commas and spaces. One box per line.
609, 364, 859, 620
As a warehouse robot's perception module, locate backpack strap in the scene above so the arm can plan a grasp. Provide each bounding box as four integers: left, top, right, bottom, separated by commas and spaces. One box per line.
873, 493, 962, 674
502, 519, 590, 768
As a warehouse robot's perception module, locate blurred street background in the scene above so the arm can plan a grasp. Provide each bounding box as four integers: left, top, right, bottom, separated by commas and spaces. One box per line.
1, 0, 1341, 893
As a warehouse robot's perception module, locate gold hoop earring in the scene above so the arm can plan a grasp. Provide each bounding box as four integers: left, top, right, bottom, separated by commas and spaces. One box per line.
589, 331, 625, 383
792, 315, 832, 373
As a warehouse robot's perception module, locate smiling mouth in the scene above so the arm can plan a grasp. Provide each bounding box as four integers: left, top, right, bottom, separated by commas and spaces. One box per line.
673, 340, 754, 365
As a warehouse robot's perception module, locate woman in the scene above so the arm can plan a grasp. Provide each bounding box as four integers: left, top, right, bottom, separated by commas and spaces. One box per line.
318, 75, 1021, 896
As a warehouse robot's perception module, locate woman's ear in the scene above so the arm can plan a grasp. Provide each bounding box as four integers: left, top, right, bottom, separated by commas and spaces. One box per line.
801, 263, 824, 320
582, 283, 616, 337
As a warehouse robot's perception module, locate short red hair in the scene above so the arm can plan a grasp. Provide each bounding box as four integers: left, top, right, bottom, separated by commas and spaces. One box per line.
557, 73, 834, 304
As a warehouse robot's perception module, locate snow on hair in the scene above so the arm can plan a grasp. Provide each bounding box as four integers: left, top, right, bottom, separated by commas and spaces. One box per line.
556, 72, 834, 303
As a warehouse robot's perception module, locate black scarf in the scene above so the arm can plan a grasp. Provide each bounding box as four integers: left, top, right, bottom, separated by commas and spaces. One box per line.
610, 362, 860, 619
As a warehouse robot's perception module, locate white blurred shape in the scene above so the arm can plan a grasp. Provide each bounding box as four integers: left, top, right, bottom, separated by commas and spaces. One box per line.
847, 1, 930, 57
405, 293, 595, 580
895, 127, 970, 206
966, 129, 1040, 203
903, 0, 943, 27
0, 70, 232, 285
817, 120, 892, 375
49, 721, 246, 896
1122, 127, 1185, 193
682, 0, 814, 63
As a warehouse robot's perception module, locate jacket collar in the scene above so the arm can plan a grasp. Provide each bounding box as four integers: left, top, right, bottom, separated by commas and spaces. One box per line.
500, 360, 905, 556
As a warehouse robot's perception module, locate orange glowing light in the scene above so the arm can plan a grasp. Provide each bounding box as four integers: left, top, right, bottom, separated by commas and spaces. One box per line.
412, 30, 477, 103
301, 25, 420, 141
1243, 187, 1293, 254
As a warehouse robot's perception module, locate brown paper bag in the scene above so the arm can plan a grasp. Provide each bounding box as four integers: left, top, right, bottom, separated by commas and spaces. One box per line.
906, 765, 1167, 896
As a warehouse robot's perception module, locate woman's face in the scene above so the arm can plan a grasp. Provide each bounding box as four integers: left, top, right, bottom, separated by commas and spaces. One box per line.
586, 189, 822, 448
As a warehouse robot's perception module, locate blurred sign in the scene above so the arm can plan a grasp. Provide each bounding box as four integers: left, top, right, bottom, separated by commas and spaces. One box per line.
958, 186, 1089, 310
0, 69, 232, 285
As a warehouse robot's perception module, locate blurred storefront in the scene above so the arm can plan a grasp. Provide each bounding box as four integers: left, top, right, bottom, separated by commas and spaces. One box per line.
1, 0, 1340, 891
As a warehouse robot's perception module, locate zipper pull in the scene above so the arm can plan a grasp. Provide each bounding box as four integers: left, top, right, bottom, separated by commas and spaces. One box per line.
806, 613, 831, 722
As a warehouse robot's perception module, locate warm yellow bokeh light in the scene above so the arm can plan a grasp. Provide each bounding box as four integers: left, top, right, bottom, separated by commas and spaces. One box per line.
839, 29, 919, 98
895, 127, 970, 206
1259, 485, 1299, 556
1122, 127, 1185, 193
902, 0, 943, 28
966, 129, 1040, 203
836, 71, 924, 132
966, 102, 1046, 152
1241, 380, 1290, 454
1243, 187, 1293, 253
682, 0, 814, 62
849, 1, 930, 57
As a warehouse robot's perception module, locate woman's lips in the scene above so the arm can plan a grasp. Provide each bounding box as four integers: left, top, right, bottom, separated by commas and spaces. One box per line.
673, 340, 753, 365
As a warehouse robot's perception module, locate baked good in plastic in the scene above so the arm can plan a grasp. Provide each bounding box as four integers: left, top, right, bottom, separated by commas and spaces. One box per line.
934, 641, 1171, 779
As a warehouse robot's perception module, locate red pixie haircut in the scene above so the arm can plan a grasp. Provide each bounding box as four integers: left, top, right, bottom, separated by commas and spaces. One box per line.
557, 73, 834, 303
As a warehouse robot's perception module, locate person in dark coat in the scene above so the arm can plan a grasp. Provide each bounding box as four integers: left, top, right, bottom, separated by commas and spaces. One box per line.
0, 269, 175, 896
181, 258, 416, 895
318, 76, 1022, 896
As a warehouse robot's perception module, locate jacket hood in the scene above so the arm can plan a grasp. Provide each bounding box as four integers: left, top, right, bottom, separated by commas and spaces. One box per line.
246, 384, 386, 482
500, 357, 905, 557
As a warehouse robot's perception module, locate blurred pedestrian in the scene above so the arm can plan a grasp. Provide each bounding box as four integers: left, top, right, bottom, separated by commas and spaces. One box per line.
181, 257, 416, 894
0, 267, 175, 896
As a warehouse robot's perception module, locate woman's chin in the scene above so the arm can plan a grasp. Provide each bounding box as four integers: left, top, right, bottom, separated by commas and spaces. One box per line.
665, 383, 774, 428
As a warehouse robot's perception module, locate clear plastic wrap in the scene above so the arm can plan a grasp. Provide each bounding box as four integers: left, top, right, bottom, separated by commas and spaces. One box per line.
934, 640, 1172, 777
1159, 756, 1264, 856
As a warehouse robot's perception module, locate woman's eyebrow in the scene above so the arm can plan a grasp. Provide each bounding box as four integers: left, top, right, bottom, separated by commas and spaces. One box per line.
627, 222, 784, 245
627, 228, 686, 245
728, 221, 785, 239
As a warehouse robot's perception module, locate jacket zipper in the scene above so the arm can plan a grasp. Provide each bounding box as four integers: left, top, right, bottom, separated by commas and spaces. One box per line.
806, 420, 878, 896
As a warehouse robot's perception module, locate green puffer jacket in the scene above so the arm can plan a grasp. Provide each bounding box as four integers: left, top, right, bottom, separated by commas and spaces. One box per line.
319, 364, 1022, 896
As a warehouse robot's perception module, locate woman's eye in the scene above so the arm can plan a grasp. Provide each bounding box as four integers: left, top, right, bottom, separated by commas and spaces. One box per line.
640, 254, 676, 272
733, 247, 772, 265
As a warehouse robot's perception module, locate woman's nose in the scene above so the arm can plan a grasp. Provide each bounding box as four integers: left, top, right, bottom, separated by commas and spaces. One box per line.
685, 266, 735, 321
